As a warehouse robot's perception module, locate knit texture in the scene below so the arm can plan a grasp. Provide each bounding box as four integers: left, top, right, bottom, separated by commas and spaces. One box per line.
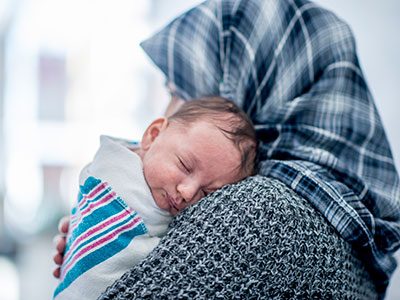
99, 176, 377, 299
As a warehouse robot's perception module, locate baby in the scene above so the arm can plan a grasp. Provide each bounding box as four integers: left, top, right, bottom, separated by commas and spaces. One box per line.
53, 96, 257, 300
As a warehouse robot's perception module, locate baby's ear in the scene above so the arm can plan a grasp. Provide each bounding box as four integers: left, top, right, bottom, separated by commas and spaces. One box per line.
141, 117, 168, 150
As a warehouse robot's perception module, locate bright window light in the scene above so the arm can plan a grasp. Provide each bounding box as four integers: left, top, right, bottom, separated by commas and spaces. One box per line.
0, 256, 19, 300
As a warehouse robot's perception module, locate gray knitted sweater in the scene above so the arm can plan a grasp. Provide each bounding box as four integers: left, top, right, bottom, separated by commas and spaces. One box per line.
98, 177, 377, 299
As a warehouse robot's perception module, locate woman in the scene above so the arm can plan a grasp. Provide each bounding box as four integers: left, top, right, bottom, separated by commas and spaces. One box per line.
54, 0, 400, 299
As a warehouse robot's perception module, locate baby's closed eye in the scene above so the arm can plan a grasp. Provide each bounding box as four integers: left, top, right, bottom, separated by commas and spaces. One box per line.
177, 156, 191, 174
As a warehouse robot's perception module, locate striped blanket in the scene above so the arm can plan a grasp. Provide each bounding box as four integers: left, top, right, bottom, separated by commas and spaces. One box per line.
54, 136, 171, 299
53, 176, 148, 299
141, 0, 400, 296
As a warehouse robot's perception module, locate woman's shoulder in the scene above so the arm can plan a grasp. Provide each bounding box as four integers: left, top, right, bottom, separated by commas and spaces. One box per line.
99, 176, 377, 299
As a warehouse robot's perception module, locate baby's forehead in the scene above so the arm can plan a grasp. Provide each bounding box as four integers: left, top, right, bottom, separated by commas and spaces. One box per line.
174, 115, 234, 133
171, 123, 251, 181
176, 123, 235, 150
169, 114, 255, 178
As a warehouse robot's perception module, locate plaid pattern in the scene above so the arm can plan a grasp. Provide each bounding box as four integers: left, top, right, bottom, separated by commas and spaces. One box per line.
141, 0, 400, 296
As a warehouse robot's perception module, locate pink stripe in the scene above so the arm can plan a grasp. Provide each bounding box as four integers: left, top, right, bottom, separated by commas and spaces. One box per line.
80, 192, 115, 217
63, 209, 133, 265
69, 216, 80, 236
70, 209, 79, 224
78, 182, 107, 210
78, 182, 106, 209
62, 217, 140, 278
87, 182, 108, 198
69, 187, 113, 234
70, 216, 77, 225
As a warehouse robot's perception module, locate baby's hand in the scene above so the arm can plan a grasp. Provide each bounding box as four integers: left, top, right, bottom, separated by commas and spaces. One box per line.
52, 216, 69, 278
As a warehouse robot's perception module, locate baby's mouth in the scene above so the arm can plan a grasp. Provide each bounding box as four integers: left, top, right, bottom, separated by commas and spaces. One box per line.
166, 193, 179, 212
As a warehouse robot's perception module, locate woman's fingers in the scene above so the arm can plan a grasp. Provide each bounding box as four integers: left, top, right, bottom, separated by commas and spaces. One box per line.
53, 252, 64, 265
53, 250, 64, 279
58, 216, 70, 234
53, 216, 70, 279
53, 234, 67, 254
53, 267, 61, 279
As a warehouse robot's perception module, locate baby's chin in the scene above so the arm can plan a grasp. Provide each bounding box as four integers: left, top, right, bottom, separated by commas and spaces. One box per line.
169, 208, 179, 216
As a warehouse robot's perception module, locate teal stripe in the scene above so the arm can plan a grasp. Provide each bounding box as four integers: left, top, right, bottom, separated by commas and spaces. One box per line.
53, 224, 146, 297
65, 196, 131, 254
79, 186, 110, 211
54, 175, 148, 299
79, 176, 101, 194
63, 200, 138, 268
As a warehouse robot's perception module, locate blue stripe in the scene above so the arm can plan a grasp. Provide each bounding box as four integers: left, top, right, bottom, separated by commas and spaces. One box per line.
66, 196, 132, 250
79, 176, 101, 194
78, 186, 110, 212
63, 200, 139, 268
54, 176, 148, 299
53, 224, 146, 297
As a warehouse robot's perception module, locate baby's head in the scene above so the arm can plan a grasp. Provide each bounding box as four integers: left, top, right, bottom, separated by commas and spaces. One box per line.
138, 96, 257, 215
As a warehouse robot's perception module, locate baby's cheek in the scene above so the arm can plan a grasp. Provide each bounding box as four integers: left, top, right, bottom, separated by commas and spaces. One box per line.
142, 164, 156, 186
144, 163, 170, 186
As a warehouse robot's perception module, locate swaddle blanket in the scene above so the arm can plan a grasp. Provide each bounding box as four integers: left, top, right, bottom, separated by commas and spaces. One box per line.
53, 136, 171, 300
141, 0, 400, 296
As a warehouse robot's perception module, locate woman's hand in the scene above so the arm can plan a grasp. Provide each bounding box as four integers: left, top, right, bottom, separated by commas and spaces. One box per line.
52, 216, 69, 278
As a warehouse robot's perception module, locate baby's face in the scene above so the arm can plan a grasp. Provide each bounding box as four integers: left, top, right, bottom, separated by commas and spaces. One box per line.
139, 119, 244, 216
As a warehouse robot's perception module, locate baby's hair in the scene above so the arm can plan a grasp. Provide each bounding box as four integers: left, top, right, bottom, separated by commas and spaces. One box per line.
168, 96, 257, 176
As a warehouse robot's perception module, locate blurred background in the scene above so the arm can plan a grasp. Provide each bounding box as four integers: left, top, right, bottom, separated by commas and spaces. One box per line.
0, 0, 399, 299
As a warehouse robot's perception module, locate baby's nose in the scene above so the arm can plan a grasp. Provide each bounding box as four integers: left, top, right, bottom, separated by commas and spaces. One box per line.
177, 182, 200, 204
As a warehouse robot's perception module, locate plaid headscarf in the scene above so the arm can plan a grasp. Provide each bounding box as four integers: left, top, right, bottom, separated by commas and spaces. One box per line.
141, 0, 400, 296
